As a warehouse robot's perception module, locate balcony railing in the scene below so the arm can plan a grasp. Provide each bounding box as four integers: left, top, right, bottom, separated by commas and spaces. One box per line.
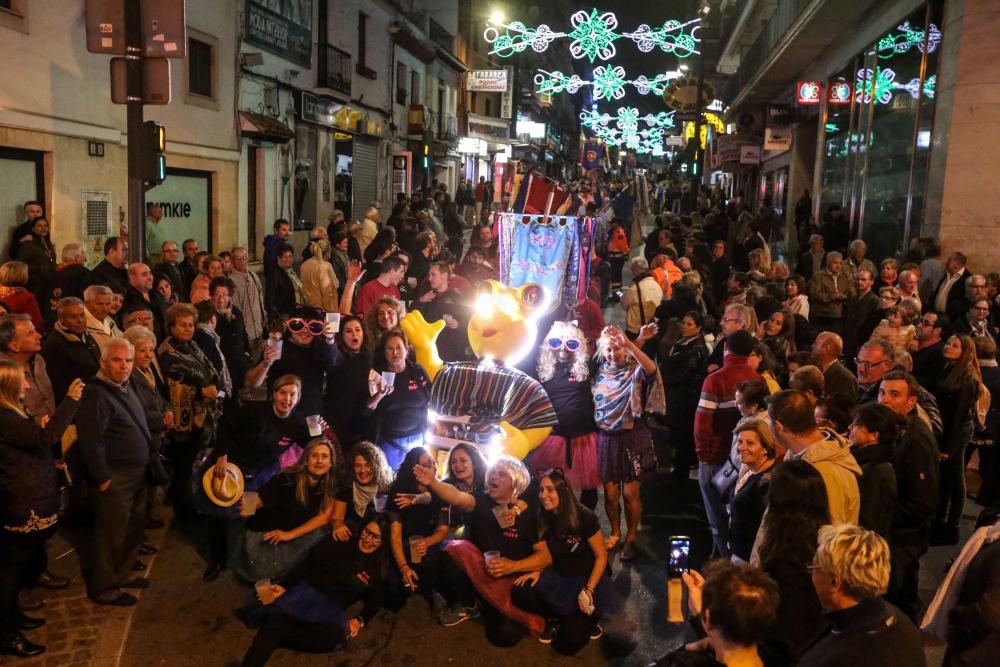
323, 45, 352, 97
429, 18, 455, 52
437, 112, 458, 142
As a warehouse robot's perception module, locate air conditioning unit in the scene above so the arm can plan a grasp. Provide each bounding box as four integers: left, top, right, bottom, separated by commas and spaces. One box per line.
81, 190, 113, 238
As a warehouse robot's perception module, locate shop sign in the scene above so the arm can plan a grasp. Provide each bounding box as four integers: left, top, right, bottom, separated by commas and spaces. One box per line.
466, 70, 508, 92
828, 80, 853, 105
500, 66, 513, 119
764, 127, 792, 151
467, 114, 510, 142
300, 91, 344, 128
244, 0, 314, 68
458, 137, 488, 156
796, 81, 822, 105
392, 153, 410, 197
766, 105, 792, 128
516, 118, 546, 139
146, 170, 211, 252
740, 145, 762, 164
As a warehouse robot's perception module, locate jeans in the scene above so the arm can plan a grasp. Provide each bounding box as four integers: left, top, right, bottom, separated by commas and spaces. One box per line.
698, 463, 730, 558
939, 440, 970, 528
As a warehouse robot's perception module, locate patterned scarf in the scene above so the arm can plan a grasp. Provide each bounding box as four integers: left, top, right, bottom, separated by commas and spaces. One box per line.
592, 361, 666, 432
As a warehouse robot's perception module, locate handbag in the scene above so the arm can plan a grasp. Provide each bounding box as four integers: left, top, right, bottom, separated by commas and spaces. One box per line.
90, 380, 166, 486
711, 447, 740, 499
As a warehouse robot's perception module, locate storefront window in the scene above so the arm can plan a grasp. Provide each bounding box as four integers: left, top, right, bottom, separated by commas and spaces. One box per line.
818, 2, 940, 257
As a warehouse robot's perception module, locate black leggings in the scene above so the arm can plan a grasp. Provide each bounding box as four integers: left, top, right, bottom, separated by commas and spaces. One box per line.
242, 615, 344, 667
1, 527, 53, 642
939, 441, 969, 528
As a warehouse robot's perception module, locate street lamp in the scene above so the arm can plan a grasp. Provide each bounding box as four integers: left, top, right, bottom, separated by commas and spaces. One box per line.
489, 9, 505, 25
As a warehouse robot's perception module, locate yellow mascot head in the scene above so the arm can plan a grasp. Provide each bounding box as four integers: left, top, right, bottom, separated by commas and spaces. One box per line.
468, 280, 549, 366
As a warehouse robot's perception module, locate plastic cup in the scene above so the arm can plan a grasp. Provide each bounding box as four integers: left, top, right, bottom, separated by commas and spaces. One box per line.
325, 312, 340, 332
381, 371, 396, 388
266, 336, 283, 358
306, 415, 323, 437
256, 578, 274, 604
240, 491, 258, 517
408, 536, 424, 564
483, 550, 501, 566
407, 277, 418, 288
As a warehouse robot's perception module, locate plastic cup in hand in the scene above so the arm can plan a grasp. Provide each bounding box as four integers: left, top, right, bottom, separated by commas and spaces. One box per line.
325, 312, 340, 332
408, 536, 424, 565
266, 336, 283, 358
240, 491, 258, 517
443, 314, 455, 326
381, 371, 396, 388
256, 578, 274, 604
307, 415, 323, 437
483, 550, 501, 569
407, 277, 418, 288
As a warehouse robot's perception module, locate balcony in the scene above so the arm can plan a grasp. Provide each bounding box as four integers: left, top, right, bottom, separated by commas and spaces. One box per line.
437, 112, 459, 143
322, 45, 351, 97
429, 19, 454, 52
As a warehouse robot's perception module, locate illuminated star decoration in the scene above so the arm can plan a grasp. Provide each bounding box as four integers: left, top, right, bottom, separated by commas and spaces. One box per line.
485, 9, 701, 62
535, 68, 677, 101
580, 108, 676, 132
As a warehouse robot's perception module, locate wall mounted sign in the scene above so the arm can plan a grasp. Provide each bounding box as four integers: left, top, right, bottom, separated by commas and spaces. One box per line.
796, 81, 822, 105
828, 80, 853, 105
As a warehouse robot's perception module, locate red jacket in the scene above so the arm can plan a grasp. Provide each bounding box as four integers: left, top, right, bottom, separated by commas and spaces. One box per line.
0, 287, 44, 331
694, 354, 761, 465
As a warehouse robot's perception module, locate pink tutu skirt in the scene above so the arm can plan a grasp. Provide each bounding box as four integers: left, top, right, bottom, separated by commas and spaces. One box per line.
528, 432, 601, 490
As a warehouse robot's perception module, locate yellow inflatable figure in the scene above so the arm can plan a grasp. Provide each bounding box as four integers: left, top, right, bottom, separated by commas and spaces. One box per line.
401, 281, 555, 460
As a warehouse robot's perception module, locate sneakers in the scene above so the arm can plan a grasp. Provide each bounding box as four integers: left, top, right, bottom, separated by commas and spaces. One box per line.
537, 621, 558, 645
589, 623, 604, 640
430, 592, 448, 622
440, 603, 480, 627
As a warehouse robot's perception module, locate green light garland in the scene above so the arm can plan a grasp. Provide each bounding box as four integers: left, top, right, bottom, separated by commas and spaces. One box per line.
535, 68, 677, 101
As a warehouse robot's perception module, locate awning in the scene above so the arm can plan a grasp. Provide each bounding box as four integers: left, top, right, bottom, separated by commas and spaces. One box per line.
240, 111, 294, 144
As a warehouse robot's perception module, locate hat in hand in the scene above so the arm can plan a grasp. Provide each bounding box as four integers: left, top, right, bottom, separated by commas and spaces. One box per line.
202, 462, 245, 508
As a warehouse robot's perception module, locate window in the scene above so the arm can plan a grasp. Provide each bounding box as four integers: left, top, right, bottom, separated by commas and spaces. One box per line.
358, 12, 368, 67
410, 70, 421, 106
185, 30, 219, 110
396, 63, 407, 105
0, 0, 28, 33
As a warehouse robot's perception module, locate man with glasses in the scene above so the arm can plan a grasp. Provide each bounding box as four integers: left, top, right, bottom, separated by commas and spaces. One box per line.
228, 247, 266, 361
705, 304, 754, 373
912, 312, 947, 388
153, 241, 184, 301
954, 297, 996, 342
856, 339, 943, 438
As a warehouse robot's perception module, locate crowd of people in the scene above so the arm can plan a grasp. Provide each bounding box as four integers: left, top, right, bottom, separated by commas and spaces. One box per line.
0, 178, 998, 667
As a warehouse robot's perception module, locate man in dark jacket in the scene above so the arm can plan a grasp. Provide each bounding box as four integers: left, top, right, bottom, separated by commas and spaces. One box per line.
86, 237, 128, 292
264, 243, 303, 319
75, 338, 150, 606
152, 241, 184, 302
843, 270, 881, 360
932, 252, 971, 317
121, 263, 166, 341
878, 371, 939, 622
178, 239, 200, 298
262, 219, 291, 282
811, 331, 858, 402
40, 297, 102, 401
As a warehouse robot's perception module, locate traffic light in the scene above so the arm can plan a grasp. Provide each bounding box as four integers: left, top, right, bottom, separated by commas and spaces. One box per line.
142, 121, 166, 187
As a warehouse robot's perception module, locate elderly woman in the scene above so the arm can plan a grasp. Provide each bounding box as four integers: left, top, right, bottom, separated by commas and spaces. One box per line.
531, 321, 600, 509
801, 525, 923, 666
660, 311, 710, 482
331, 441, 392, 542
414, 455, 550, 643
15, 217, 55, 314
0, 261, 44, 331
190, 254, 224, 304
158, 302, 221, 509
726, 421, 777, 564
362, 329, 430, 470
844, 239, 877, 280
592, 324, 663, 561
0, 362, 82, 658
300, 238, 339, 313
123, 325, 172, 527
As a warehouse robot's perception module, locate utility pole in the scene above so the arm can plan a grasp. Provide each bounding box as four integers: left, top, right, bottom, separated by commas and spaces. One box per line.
124, 0, 145, 263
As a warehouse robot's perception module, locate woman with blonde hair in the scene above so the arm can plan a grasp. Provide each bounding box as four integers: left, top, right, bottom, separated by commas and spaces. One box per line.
727, 420, 777, 564
0, 361, 84, 657
0, 261, 44, 330
300, 238, 339, 313
531, 321, 601, 509
362, 296, 405, 357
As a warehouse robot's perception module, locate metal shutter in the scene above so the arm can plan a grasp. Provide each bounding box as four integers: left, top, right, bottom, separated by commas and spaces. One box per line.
352, 137, 378, 218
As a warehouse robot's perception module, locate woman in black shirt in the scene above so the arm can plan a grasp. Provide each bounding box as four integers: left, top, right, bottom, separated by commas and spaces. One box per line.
363, 329, 430, 470
332, 441, 392, 541
323, 316, 372, 448
387, 447, 449, 607
240, 515, 389, 667
441, 443, 488, 536
532, 321, 601, 509
726, 421, 776, 563
511, 469, 610, 655
660, 311, 710, 482
849, 403, 904, 540
237, 440, 337, 582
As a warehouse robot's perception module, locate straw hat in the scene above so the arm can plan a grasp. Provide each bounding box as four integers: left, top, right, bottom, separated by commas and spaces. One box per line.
202, 462, 244, 508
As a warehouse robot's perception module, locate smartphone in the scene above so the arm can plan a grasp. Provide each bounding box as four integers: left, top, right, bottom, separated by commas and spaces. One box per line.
615, 289, 623, 298
668, 535, 691, 578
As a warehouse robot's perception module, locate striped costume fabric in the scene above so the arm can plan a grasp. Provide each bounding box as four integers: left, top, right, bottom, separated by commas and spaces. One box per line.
429, 361, 557, 431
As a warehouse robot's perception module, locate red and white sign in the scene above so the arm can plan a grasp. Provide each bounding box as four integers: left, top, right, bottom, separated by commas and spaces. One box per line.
828, 80, 853, 105
466, 70, 509, 92
796, 81, 822, 105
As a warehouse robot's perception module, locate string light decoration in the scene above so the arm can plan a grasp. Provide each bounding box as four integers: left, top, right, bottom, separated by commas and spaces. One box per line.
871, 21, 941, 59
855, 68, 936, 105
484, 9, 701, 62
535, 68, 677, 100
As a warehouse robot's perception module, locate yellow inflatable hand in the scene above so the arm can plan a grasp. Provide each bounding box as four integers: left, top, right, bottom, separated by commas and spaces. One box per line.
400, 310, 445, 381
498, 421, 552, 460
